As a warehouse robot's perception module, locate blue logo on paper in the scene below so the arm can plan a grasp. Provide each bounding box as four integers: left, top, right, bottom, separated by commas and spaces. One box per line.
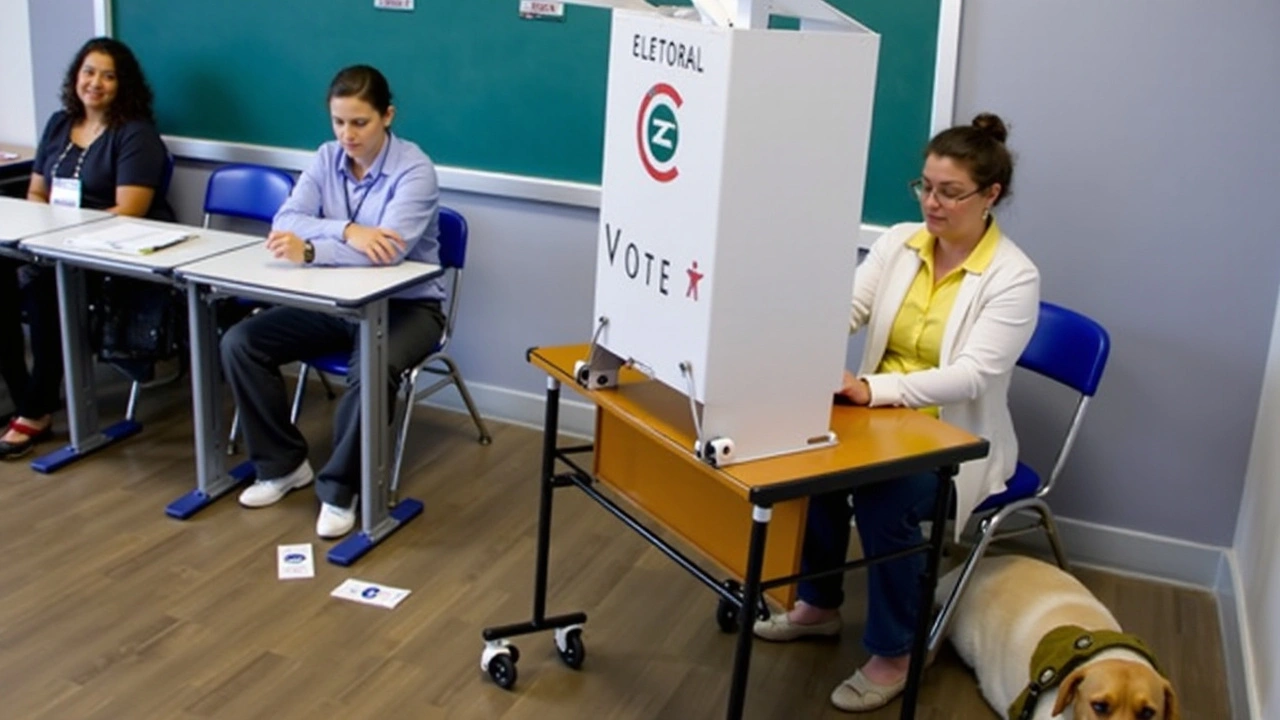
361, 587, 380, 599
284, 553, 306, 563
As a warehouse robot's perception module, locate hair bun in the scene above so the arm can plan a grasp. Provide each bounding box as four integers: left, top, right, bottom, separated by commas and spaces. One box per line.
971, 113, 1008, 144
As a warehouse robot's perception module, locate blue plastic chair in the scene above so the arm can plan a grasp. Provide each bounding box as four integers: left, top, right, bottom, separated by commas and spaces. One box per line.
290, 207, 493, 498
206, 164, 297, 451
202, 163, 296, 226
928, 301, 1111, 654
160, 152, 176, 198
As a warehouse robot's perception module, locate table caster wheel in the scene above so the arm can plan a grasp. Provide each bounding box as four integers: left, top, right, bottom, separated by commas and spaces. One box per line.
481, 641, 519, 689
487, 651, 517, 689
555, 626, 585, 670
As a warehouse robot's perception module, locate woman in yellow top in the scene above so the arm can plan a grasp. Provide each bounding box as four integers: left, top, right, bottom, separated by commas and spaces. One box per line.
754, 113, 1040, 713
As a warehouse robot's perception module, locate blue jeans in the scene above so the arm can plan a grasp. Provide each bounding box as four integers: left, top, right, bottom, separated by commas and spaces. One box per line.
796, 472, 941, 657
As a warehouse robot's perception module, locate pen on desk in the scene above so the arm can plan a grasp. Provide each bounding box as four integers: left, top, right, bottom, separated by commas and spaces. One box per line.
0, 152, 20, 160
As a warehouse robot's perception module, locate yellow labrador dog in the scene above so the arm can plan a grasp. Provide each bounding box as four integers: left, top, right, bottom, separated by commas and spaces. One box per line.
937, 555, 1178, 719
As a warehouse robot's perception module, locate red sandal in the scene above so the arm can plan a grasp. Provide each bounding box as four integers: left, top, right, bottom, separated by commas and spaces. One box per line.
0, 419, 54, 460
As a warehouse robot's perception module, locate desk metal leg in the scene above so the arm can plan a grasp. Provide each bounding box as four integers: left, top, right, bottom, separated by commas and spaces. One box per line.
900, 468, 956, 719
31, 261, 141, 473
329, 297, 423, 565
726, 504, 771, 720
479, 377, 587, 688
166, 283, 254, 518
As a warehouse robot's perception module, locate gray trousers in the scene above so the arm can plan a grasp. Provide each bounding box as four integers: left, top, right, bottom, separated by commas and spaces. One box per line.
220, 300, 444, 507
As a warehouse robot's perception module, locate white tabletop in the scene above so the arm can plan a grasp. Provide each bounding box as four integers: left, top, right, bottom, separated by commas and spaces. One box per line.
0, 196, 113, 244
176, 244, 443, 306
20, 215, 261, 272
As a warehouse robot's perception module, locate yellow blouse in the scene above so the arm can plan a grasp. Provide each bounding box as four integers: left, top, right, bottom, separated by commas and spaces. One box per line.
875, 221, 1002, 416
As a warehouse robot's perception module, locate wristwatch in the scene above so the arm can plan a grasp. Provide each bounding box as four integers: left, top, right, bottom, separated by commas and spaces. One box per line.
303, 240, 315, 264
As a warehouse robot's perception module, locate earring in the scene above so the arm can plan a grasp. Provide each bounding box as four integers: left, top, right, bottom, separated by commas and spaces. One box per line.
983, 207, 991, 221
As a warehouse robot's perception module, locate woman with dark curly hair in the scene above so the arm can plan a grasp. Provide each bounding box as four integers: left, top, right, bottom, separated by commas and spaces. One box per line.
28, 36, 172, 219
0, 37, 173, 459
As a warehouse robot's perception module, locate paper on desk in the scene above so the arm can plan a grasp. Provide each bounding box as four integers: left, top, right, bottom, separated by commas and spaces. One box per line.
330, 579, 411, 609
64, 221, 194, 255
0, 152, 19, 160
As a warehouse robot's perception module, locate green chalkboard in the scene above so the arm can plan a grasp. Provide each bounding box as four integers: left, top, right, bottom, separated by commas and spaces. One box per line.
113, 0, 941, 224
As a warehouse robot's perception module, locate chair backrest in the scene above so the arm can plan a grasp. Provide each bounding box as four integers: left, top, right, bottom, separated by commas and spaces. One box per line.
1017, 301, 1111, 493
435, 206, 469, 349
203, 163, 296, 226
1017, 302, 1110, 396
437, 206, 468, 270
160, 152, 176, 198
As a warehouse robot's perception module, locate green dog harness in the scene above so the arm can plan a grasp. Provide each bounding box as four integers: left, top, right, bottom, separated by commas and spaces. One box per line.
1007, 625, 1163, 720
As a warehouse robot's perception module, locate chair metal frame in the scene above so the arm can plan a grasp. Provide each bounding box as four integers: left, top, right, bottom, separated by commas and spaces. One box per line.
194, 163, 298, 451
290, 206, 492, 500
928, 301, 1111, 655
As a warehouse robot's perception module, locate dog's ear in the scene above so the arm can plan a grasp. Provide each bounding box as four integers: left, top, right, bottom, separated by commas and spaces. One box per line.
1162, 679, 1180, 720
1051, 667, 1087, 717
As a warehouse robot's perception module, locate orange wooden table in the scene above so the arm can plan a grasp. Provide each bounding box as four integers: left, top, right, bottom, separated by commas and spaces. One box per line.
482, 344, 989, 719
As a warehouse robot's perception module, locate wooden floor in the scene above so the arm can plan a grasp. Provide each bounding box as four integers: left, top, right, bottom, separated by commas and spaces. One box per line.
0, 378, 1231, 719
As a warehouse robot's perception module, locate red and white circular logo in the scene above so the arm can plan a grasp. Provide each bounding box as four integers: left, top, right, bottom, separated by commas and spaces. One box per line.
636, 83, 682, 183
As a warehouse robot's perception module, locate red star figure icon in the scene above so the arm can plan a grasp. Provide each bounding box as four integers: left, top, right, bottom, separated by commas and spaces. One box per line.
685, 261, 704, 301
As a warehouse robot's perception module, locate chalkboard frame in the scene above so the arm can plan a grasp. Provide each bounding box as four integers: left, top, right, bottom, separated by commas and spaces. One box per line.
100, 0, 960, 217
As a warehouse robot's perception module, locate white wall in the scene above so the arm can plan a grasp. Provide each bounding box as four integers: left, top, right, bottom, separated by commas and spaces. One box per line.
28, 0, 97, 130
1235, 279, 1280, 719
0, 0, 37, 145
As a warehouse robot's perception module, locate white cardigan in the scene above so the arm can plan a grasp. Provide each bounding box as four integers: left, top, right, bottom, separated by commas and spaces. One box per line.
852, 222, 1040, 535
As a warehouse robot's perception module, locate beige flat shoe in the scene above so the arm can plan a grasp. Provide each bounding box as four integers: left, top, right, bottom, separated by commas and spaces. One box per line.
752, 611, 842, 642
830, 669, 907, 712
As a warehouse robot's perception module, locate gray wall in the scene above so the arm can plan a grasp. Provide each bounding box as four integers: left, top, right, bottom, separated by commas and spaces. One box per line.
956, 1, 1280, 545
26, 0, 97, 131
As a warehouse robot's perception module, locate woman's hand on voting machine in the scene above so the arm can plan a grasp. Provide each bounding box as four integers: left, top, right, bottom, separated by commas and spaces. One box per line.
266, 230, 307, 264
342, 223, 405, 265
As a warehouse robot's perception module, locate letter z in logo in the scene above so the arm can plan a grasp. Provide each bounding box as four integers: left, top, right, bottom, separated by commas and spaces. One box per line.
636, 83, 682, 183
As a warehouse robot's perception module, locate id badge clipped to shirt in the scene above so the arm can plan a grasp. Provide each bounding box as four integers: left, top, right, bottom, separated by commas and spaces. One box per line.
50, 177, 83, 208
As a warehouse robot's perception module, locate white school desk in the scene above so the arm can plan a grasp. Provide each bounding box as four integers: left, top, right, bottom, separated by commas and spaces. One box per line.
175, 244, 443, 566
0, 196, 112, 260
19, 216, 261, 472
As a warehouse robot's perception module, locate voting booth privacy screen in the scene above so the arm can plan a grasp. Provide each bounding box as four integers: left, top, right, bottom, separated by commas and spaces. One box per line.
590, 8, 879, 464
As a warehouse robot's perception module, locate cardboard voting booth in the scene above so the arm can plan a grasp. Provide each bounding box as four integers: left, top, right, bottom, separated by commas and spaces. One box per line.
576, 0, 879, 465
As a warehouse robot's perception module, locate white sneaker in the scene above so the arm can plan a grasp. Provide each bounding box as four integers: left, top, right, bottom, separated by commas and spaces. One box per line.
316, 496, 358, 539
238, 461, 314, 508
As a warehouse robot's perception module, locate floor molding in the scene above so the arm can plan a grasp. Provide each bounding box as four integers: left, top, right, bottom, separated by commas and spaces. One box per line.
419, 378, 596, 439
1005, 516, 1226, 588
1218, 550, 1259, 719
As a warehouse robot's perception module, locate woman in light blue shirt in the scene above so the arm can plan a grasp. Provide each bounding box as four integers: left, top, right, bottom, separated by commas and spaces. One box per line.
221, 65, 446, 539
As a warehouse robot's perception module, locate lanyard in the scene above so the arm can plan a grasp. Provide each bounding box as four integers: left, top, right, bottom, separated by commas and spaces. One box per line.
344, 178, 373, 222
52, 123, 106, 179
342, 132, 392, 222
52, 138, 94, 180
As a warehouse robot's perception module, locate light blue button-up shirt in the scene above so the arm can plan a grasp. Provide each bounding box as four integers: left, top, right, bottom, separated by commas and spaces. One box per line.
273, 133, 444, 301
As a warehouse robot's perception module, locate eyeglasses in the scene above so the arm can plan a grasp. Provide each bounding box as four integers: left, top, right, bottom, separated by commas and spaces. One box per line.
908, 178, 985, 207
